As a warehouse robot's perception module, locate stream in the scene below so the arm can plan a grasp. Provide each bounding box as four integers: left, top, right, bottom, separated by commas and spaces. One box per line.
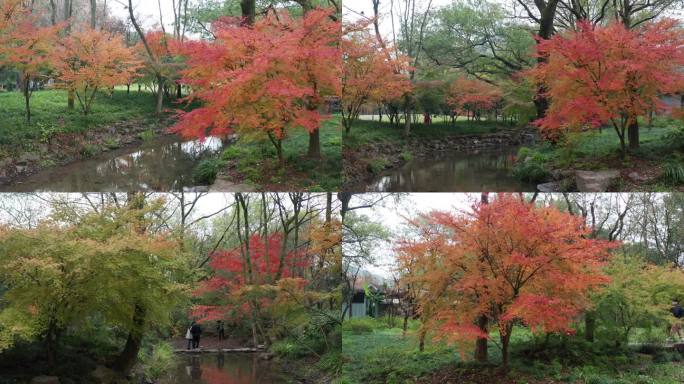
2, 135, 225, 192
360, 147, 536, 192
159, 353, 290, 384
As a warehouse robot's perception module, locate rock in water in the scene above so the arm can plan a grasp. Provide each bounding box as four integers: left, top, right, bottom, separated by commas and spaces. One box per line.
575, 170, 620, 192
30, 377, 60, 384
537, 181, 562, 192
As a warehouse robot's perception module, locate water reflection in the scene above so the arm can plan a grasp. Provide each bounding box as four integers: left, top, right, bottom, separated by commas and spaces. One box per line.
3, 136, 224, 192
362, 147, 536, 192
162, 353, 288, 384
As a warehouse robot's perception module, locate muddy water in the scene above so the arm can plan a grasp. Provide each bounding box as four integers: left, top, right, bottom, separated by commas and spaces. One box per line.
361, 147, 536, 192
2, 135, 224, 192
159, 353, 289, 384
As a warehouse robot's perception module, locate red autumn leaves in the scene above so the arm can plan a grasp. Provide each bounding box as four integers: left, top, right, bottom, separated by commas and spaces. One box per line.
531, 20, 684, 150
172, 8, 341, 152
396, 194, 618, 366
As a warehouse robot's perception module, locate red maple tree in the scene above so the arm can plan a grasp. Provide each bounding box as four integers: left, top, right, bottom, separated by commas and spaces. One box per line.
531, 20, 684, 155
0, 1, 61, 123
447, 76, 503, 121
397, 194, 617, 368
172, 8, 340, 164
341, 24, 412, 133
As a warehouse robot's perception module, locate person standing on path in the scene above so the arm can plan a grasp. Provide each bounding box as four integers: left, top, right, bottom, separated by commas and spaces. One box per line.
217, 320, 225, 341
185, 323, 193, 350
670, 299, 683, 342
190, 321, 202, 349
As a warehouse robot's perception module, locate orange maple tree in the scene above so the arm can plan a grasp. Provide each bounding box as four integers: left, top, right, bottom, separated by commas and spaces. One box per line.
0, 0, 60, 123
531, 20, 684, 155
172, 8, 340, 164
54, 29, 141, 115
396, 194, 617, 368
447, 76, 503, 122
341, 25, 411, 134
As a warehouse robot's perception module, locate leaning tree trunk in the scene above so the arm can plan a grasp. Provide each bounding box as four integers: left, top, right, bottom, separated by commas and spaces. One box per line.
113, 303, 146, 375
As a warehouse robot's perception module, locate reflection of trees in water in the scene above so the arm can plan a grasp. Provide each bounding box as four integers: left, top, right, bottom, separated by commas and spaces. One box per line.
196, 355, 265, 384
371, 149, 529, 192
14, 137, 225, 191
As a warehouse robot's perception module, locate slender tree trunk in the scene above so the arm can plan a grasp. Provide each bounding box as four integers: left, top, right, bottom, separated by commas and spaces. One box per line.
156, 76, 164, 116
23, 78, 31, 124
90, 0, 97, 28
418, 326, 427, 352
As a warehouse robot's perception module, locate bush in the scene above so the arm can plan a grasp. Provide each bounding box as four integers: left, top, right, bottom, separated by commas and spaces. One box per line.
662, 160, 684, 184
513, 147, 550, 183
342, 318, 382, 334
139, 342, 176, 380
192, 158, 224, 185
367, 158, 389, 174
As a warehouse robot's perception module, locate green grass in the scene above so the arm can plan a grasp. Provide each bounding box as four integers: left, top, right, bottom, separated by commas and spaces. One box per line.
513, 117, 684, 188
342, 317, 684, 384
221, 116, 342, 190
343, 117, 510, 147
0, 89, 160, 146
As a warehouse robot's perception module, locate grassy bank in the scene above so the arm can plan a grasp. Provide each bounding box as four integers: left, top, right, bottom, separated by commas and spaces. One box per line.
512, 117, 684, 190
216, 116, 342, 191
342, 317, 684, 384
0, 89, 161, 147
343, 117, 513, 147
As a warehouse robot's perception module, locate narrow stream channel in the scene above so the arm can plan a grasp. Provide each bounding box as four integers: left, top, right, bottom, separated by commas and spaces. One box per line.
2, 135, 225, 192
360, 147, 536, 192
159, 353, 289, 384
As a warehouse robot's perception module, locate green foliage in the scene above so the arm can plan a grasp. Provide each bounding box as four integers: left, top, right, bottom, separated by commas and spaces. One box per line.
192, 158, 224, 185
593, 256, 684, 344
662, 160, 684, 184
342, 318, 381, 334
139, 342, 176, 380
367, 158, 389, 174
400, 150, 413, 162
138, 129, 155, 141
0, 200, 189, 355
513, 147, 550, 182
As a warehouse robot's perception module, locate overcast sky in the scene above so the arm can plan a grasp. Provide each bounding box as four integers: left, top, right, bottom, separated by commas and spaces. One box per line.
108, 0, 180, 30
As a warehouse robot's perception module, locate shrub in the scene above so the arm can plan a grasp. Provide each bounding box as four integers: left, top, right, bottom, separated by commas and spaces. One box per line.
139, 342, 176, 380
513, 148, 550, 183
367, 158, 389, 174
662, 160, 684, 184
192, 158, 224, 185
342, 318, 381, 334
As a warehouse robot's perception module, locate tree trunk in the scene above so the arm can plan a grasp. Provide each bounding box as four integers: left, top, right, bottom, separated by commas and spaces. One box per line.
89, 0, 96, 28
240, 0, 255, 24
585, 311, 595, 342
307, 129, 321, 158
501, 329, 512, 370
176, 83, 182, 99
474, 314, 488, 362
418, 326, 427, 352
23, 78, 31, 124
627, 119, 639, 150
155, 76, 164, 116
113, 304, 146, 375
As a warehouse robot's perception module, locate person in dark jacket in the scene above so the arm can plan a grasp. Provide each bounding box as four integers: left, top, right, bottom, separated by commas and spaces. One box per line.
190, 321, 202, 349
216, 320, 225, 341
670, 299, 683, 342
